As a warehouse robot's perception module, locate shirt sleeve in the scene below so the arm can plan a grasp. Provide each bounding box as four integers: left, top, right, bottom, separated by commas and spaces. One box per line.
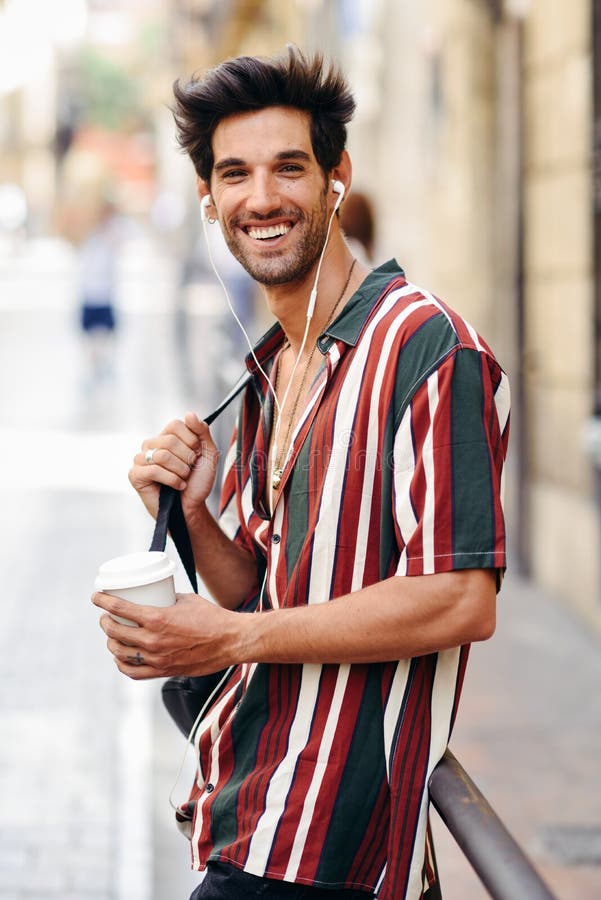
392, 346, 510, 583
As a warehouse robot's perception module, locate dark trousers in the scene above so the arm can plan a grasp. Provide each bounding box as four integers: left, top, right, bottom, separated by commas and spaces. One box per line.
189, 862, 376, 899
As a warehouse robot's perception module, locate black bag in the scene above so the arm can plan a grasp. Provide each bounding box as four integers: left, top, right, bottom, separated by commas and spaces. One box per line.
150, 372, 251, 738
161, 669, 232, 738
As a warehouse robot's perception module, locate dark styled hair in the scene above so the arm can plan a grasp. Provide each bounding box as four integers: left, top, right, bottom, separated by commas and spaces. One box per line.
172, 45, 356, 183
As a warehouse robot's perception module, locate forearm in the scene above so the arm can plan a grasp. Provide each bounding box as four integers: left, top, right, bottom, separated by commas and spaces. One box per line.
238, 570, 496, 665
186, 501, 259, 610
96, 569, 496, 682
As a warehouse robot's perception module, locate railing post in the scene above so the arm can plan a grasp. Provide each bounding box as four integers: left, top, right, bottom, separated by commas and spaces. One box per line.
429, 750, 556, 899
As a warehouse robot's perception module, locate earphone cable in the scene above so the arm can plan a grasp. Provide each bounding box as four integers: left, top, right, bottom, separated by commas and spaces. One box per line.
168, 663, 236, 813
201, 211, 281, 416
168, 567, 270, 813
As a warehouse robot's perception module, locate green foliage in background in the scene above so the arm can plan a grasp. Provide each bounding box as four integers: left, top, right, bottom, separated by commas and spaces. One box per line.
76, 49, 143, 131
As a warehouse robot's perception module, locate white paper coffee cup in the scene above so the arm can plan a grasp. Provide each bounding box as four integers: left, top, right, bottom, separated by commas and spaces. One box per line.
95, 550, 177, 626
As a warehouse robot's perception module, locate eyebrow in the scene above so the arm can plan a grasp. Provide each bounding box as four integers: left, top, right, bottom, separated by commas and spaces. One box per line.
213, 157, 245, 172
275, 150, 311, 162
213, 149, 312, 172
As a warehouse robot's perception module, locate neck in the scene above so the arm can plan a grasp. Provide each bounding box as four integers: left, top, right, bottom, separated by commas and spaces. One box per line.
263, 239, 365, 354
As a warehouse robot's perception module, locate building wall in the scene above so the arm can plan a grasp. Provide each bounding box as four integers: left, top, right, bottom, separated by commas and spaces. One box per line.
366, 0, 497, 337
522, 0, 600, 626
357, 0, 526, 543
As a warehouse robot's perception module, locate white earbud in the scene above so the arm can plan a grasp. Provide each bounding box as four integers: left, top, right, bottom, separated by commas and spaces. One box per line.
332, 180, 345, 210
200, 194, 214, 222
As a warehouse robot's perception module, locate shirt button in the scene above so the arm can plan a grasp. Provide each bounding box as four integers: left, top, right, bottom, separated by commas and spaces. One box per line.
205, 783, 214, 793
271, 534, 281, 544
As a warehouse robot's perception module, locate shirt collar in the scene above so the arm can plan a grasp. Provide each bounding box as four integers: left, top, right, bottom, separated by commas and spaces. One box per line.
245, 258, 405, 374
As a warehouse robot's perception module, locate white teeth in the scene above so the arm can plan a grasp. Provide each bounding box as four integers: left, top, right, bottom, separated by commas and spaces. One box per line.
247, 223, 291, 240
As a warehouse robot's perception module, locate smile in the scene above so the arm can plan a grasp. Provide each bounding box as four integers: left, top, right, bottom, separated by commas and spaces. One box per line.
246, 223, 292, 240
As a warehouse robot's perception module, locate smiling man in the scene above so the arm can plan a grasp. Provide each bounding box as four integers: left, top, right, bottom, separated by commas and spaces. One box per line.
93, 47, 510, 900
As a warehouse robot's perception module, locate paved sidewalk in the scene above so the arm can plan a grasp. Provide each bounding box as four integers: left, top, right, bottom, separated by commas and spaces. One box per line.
432, 571, 601, 899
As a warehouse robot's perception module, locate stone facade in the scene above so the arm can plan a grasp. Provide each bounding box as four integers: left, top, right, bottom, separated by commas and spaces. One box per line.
522, 0, 599, 627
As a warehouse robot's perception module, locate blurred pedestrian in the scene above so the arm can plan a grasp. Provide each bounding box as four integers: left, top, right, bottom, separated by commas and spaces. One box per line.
340, 188, 376, 265
77, 198, 124, 384
94, 47, 510, 900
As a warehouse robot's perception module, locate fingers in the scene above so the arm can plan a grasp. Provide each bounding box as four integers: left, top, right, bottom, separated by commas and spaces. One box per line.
107, 636, 155, 668
134, 446, 193, 492
99, 608, 171, 680
144, 426, 199, 468
159, 413, 211, 454
183, 411, 208, 437
130, 415, 214, 493
106, 632, 168, 665
93, 591, 146, 628
92, 591, 163, 624
112, 654, 158, 680
94, 592, 168, 637
161, 415, 204, 451
95, 594, 166, 679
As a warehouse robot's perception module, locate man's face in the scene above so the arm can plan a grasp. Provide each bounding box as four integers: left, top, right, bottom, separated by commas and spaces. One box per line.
208, 107, 331, 286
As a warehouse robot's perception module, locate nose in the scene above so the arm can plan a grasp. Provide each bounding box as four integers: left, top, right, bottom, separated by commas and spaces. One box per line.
245, 172, 281, 216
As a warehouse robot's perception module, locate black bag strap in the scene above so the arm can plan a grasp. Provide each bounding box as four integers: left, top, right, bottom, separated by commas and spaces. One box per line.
149, 370, 252, 592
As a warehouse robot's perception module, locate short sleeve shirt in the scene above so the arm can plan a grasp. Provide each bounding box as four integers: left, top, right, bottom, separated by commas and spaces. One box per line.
184, 260, 510, 899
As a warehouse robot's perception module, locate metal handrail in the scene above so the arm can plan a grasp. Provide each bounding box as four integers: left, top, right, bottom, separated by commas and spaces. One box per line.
429, 750, 556, 899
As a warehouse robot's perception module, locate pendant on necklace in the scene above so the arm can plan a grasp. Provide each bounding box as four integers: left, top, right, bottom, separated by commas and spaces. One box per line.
272, 468, 283, 490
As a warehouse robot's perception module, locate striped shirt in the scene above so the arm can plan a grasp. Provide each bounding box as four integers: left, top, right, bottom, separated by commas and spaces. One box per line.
184, 260, 510, 898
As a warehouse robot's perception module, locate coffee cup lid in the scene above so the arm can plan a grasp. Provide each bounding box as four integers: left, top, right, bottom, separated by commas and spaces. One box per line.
94, 551, 176, 591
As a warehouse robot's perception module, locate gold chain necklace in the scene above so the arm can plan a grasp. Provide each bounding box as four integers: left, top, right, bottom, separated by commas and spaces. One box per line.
271, 259, 357, 491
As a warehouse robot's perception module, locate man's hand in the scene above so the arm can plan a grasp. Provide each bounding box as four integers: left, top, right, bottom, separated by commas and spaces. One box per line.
127, 413, 258, 611
128, 413, 219, 520
93, 590, 246, 680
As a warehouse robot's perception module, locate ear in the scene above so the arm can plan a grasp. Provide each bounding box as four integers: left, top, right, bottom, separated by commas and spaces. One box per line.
196, 176, 217, 220
330, 151, 352, 207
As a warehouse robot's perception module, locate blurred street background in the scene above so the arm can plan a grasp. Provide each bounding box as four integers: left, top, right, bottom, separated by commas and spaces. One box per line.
0, 0, 600, 898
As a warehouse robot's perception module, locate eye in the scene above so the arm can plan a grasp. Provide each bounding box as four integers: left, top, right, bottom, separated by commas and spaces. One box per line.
280, 164, 303, 174
221, 169, 247, 182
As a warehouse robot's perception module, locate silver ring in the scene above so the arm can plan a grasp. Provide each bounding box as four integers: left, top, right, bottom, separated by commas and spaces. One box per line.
145, 448, 156, 465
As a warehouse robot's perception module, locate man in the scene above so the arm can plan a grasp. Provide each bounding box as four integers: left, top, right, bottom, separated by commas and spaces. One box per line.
94, 47, 510, 899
